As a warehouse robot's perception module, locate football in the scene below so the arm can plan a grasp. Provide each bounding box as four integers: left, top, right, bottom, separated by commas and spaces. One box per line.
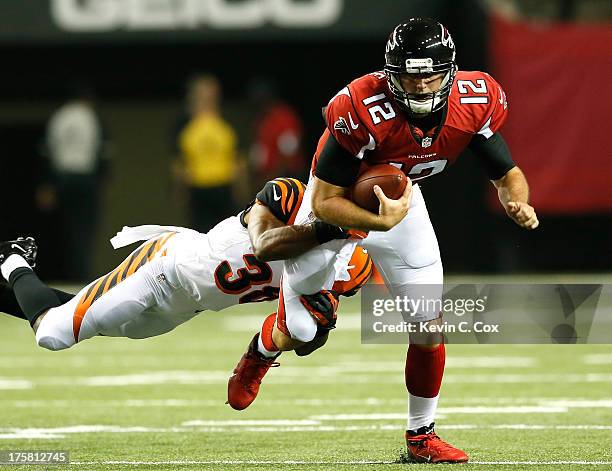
351, 164, 409, 213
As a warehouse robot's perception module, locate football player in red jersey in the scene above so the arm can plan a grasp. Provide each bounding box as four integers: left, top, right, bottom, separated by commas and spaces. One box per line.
229, 18, 538, 463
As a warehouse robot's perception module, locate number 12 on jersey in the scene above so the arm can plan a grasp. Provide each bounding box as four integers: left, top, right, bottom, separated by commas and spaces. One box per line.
457, 79, 488, 104
363, 93, 396, 124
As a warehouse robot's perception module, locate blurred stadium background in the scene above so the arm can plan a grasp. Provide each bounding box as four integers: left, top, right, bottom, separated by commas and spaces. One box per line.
1, 0, 612, 469
0, 0, 610, 280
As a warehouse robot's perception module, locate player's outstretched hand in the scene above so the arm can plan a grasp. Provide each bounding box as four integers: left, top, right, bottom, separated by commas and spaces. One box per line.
506, 201, 539, 230
373, 181, 413, 231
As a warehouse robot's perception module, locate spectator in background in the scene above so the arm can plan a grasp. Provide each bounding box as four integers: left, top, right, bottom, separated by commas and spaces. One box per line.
38, 83, 110, 281
248, 78, 305, 190
172, 74, 239, 233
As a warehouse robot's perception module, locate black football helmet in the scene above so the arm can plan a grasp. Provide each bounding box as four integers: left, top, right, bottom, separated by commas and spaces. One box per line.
384, 18, 457, 116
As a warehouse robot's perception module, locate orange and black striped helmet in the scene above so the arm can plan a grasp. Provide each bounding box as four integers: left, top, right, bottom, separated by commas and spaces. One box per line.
333, 246, 374, 297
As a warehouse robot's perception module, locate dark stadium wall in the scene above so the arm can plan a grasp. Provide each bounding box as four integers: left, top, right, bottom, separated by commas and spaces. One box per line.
1, 0, 610, 277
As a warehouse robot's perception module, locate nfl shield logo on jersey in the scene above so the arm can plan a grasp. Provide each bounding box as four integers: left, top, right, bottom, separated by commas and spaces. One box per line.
421, 136, 432, 148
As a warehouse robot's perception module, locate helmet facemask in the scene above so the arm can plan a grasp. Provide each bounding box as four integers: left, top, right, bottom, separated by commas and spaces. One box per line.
386, 66, 457, 116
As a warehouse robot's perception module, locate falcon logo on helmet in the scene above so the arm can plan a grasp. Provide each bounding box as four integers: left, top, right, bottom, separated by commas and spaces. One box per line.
440, 24, 455, 48
384, 18, 458, 116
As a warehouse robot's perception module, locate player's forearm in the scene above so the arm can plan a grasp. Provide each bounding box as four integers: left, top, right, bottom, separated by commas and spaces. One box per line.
494, 166, 529, 210
252, 225, 320, 261
313, 196, 389, 232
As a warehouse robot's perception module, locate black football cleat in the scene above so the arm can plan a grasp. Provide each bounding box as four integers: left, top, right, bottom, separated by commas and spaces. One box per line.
0, 237, 38, 268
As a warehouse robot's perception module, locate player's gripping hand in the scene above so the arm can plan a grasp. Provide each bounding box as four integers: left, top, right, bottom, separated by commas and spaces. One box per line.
314, 222, 368, 243
373, 181, 413, 231
506, 201, 539, 230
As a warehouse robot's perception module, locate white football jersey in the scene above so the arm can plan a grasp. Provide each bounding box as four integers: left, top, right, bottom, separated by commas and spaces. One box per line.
111, 178, 307, 312
168, 216, 283, 311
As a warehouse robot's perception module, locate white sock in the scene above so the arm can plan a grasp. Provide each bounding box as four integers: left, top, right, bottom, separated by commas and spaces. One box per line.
1, 254, 30, 282
257, 334, 280, 358
408, 393, 439, 431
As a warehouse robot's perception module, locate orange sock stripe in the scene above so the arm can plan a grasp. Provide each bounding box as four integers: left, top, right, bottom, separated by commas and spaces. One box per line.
261, 313, 279, 352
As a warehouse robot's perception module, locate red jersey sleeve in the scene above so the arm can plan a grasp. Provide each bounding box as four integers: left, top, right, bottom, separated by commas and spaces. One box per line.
479, 73, 508, 137
324, 87, 374, 158
450, 71, 509, 138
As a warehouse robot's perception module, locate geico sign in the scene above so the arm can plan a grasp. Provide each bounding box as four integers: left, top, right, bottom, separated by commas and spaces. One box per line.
51, 0, 344, 31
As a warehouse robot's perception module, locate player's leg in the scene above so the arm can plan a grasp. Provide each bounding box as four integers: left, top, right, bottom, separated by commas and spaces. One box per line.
363, 184, 468, 463
0, 237, 65, 329
0, 233, 176, 351
0, 282, 75, 321
227, 245, 370, 410
227, 181, 359, 410
36, 235, 180, 350
226, 282, 339, 410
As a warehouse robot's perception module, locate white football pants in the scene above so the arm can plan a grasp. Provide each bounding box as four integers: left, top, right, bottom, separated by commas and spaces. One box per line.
35, 234, 201, 351
279, 183, 443, 343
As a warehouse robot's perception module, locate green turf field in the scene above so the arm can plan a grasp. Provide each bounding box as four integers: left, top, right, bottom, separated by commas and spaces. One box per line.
1, 290, 612, 470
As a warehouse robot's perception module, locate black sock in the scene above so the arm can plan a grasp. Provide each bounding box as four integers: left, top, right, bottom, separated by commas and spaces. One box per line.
8, 268, 63, 326
0, 283, 27, 320
53, 289, 76, 304
0, 284, 75, 321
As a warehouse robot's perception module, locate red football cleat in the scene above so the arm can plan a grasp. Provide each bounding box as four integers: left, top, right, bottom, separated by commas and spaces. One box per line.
227, 334, 279, 410
405, 428, 469, 463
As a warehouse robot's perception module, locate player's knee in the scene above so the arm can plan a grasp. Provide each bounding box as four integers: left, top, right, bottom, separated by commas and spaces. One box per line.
35, 316, 74, 351
285, 314, 318, 343
36, 334, 72, 351
406, 249, 441, 271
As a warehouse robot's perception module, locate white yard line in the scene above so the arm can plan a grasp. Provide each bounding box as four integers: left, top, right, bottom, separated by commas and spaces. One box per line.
7, 396, 612, 408
310, 407, 569, 420
5, 371, 610, 389
2, 423, 612, 440
182, 419, 321, 427
66, 460, 612, 466
583, 353, 612, 365
0, 378, 32, 390
444, 373, 612, 384
72, 460, 395, 465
